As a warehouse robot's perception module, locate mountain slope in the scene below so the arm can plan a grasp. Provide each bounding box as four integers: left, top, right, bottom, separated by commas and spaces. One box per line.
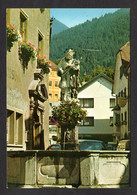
51, 19, 69, 36
50, 9, 130, 76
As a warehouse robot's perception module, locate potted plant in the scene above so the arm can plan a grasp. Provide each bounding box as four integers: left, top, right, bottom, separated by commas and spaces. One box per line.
7, 24, 18, 52
19, 41, 37, 70
37, 54, 52, 74
52, 101, 87, 129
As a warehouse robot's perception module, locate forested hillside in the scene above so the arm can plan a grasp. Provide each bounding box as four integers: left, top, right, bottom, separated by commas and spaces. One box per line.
50, 9, 130, 76
51, 19, 69, 36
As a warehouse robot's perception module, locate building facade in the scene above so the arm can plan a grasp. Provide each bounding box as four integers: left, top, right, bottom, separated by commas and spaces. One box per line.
7, 8, 51, 150
48, 61, 61, 145
48, 61, 60, 108
112, 42, 130, 143
78, 73, 115, 143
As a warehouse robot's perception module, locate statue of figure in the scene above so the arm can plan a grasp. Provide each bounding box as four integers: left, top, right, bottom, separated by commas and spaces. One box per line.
65, 129, 71, 142
57, 49, 80, 101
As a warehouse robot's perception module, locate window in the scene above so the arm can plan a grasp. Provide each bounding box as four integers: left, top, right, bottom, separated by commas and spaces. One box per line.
120, 65, 124, 78
110, 117, 113, 126
38, 31, 44, 57
20, 10, 28, 41
54, 72, 57, 76
121, 113, 123, 123
49, 80, 52, 87
55, 81, 58, 87
6, 9, 10, 25
7, 109, 23, 146
7, 110, 14, 144
79, 98, 94, 108
49, 93, 52, 99
124, 112, 127, 121
55, 94, 58, 99
121, 90, 123, 97
124, 88, 126, 97
115, 113, 120, 126
122, 111, 127, 125
110, 98, 115, 108
16, 113, 23, 145
80, 117, 94, 126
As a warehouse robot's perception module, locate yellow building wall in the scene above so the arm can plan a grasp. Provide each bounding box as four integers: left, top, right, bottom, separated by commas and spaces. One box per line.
49, 70, 60, 101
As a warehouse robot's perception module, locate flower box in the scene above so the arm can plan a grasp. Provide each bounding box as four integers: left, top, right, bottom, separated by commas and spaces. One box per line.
19, 41, 37, 69
37, 55, 52, 74
7, 24, 18, 52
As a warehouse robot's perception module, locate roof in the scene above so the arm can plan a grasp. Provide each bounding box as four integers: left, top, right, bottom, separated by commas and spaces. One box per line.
120, 41, 130, 62
112, 42, 130, 94
78, 73, 113, 92
50, 61, 58, 71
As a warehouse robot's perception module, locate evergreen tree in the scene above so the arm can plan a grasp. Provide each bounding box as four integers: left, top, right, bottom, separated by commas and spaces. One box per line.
50, 9, 130, 76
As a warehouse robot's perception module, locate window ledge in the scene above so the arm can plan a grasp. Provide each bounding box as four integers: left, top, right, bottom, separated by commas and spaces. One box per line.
7, 144, 23, 148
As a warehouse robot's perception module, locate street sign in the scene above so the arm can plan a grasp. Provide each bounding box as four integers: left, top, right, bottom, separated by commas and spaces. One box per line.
50, 117, 58, 125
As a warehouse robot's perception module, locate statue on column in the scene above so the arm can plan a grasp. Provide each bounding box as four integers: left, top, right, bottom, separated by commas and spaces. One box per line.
55, 49, 82, 150
57, 49, 80, 102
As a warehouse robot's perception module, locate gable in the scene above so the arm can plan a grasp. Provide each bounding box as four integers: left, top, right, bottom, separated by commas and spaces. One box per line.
78, 77, 112, 98
79, 73, 113, 92
113, 42, 130, 94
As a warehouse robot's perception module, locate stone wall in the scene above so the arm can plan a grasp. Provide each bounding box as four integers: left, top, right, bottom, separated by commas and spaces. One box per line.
7, 150, 130, 188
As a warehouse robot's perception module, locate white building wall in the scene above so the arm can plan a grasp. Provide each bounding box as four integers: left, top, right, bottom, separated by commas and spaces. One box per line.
78, 77, 114, 135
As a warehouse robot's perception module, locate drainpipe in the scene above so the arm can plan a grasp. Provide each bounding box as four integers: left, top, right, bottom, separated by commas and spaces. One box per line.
50, 17, 54, 42
30, 96, 35, 150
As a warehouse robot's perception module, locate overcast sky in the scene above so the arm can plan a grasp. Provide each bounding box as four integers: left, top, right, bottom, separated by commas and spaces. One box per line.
50, 8, 119, 28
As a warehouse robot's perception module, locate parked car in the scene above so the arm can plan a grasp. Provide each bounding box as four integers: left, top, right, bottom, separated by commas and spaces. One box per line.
116, 140, 130, 151
107, 142, 117, 150
78, 140, 106, 151
46, 144, 61, 151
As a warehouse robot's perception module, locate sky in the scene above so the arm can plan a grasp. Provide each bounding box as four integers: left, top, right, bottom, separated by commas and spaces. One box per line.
50, 8, 119, 28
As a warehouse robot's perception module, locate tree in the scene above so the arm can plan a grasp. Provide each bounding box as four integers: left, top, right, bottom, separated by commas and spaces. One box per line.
79, 65, 114, 84
50, 9, 130, 76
